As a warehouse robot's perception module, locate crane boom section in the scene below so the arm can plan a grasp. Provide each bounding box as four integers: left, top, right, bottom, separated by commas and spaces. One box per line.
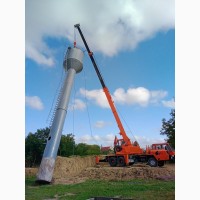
75, 24, 131, 145
74, 24, 105, 88
103, 87, 131, 145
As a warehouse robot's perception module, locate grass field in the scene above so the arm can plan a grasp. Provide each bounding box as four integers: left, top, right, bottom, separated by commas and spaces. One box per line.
25, 176, 175, 200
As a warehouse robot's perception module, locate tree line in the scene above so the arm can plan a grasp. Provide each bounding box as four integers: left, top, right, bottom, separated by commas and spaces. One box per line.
160, 109, 175, 148
25, 109, 175, 167
25, 128, 100, 167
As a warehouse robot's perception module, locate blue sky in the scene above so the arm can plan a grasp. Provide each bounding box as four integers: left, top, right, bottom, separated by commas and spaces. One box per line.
25, 0, 175, 148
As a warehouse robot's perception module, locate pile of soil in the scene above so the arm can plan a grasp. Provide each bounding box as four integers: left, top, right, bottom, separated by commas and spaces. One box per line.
25, 156, 175, 184
79, 163, 175, 181
53, 156, 96, 179
25, 168, 38, 177
25, 156, 96, 180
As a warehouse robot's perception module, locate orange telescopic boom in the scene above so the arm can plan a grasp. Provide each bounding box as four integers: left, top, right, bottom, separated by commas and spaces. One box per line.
74, 24, 131, 146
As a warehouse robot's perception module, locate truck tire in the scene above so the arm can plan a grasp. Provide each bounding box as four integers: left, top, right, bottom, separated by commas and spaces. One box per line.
158, 161, 165, 167
148, 157, 158, 167
170, 155, 175, 163
109, 157, 117, 167
117, 156, 125, 167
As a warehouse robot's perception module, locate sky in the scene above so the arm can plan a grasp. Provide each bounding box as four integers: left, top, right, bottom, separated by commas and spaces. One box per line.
25, 0, 175, 148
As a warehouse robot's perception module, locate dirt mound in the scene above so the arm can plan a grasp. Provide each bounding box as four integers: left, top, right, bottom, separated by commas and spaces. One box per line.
53, 156, 96, 179
25, 156, 175, 184
25, 168, 38, 177
25, 156, 96, 179
79, 164, 175, 181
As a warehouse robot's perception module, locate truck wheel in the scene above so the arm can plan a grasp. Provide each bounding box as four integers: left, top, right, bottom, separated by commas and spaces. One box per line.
170, 155, 175, 163
158, 161, 164, 167
148, 157, 158, 167
117, 157, 125, 167
109, 157, 117, 167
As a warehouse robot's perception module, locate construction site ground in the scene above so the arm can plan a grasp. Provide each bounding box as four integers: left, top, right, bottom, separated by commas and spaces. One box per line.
25, 156, 175, 185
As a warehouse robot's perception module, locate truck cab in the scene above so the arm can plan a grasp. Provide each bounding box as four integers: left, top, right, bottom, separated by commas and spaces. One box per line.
151, 143, 175, 162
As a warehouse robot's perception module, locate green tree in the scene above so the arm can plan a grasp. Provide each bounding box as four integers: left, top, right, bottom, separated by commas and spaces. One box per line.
160, 109, 175, 148
75, 143, 100, 156
25, 127, 100, 166
25, 128, 77, 166
86, 144, 101, 155
75, 143, 88, 156
58, 133, 75, 157
25, 127, 50, 167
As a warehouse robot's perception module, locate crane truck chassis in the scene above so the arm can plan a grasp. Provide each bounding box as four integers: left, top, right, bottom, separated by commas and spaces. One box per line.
101, 142, 175, 167
74, 24, 175, 167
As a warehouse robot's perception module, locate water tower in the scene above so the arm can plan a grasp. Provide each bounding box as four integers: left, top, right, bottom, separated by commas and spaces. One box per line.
36, 47, 84, 183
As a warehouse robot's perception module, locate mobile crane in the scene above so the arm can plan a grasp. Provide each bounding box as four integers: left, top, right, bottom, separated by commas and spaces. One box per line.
74, 24, 174, 167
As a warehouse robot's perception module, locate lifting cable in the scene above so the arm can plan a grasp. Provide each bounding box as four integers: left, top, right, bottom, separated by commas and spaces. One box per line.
74, 28, 101, 148
74, 26, 77, 47
83, 69, 100, 147
116, 106, 138, 143
71, 65, 100, 148
74, 26, 88, 54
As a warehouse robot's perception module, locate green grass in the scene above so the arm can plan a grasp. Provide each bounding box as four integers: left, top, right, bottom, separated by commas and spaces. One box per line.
25, 176, 175, 200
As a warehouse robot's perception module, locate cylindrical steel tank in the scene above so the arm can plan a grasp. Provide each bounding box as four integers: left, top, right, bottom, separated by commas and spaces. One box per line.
36, 47, 83, 183
63, 47, 84, 73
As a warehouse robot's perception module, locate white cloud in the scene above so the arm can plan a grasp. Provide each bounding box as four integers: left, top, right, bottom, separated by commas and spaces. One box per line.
150, 90, 168, 104
25, 96, 44, 110
69, 99, 86, 111
162, 99, 175, 108
75, 133, 165, 148
76, 133, 115, 146
26, 43, 55, 67
113, 87, 151, 106
94, 120, 111, 128
26, 0, 175, 66
80, 88, 109, 108
80, 87, 167, 108
134, 135, 165, 148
